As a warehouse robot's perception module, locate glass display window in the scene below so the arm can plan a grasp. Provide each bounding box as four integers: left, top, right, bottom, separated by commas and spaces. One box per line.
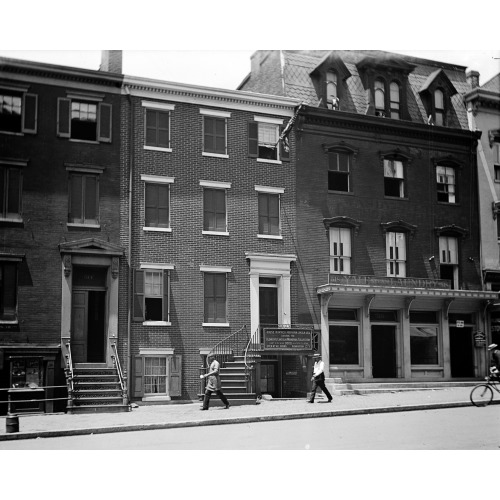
10, 358, 43, 388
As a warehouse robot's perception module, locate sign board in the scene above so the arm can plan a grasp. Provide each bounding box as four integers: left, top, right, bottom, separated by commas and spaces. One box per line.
456, 320, 465, 328
474, 331, 486, 347
263, 328, 313, 351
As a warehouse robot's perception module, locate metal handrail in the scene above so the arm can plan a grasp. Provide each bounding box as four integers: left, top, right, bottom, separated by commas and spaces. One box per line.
111, 342, 128, 405
64, 340, 75, 409
206, 324, 248, 368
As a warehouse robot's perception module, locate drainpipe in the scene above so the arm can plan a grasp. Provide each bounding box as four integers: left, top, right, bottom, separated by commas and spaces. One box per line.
125, 84, 133, 402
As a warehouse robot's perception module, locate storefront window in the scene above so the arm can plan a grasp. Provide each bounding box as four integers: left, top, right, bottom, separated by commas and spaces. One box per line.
329, 325, 359, 364
10, 358, 43, 388
410, 311, 439, 365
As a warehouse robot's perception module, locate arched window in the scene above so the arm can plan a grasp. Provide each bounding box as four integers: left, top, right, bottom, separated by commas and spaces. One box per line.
390, 82, 400, 119
375, 79, 385, 116
326, 71, 338, 109
434, 89, 444, 126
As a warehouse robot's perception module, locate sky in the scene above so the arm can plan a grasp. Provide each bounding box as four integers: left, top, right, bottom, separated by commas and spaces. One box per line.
0, 49, 498, 92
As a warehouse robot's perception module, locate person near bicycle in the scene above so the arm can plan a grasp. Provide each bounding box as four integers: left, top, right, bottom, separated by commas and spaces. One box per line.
488, 343, 500, 380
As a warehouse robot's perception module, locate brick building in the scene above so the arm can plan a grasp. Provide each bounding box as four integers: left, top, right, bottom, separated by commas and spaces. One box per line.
239, 50, 498, 383
119, 71, 301, 402
0, 53, 124, 413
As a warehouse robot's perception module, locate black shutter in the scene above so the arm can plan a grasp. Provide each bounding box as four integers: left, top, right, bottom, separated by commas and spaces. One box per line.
248, 122, 258, 158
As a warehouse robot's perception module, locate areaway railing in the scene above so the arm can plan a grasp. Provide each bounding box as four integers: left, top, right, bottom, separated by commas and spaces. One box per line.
111, 341, 128, 405
64, 339, 75, 410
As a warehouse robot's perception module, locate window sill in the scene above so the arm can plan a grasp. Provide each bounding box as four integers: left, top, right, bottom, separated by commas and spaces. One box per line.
67, 223, 100, 229
328, 190, 353, 196
0, 320, 19, 325
68, 138, 99, 144
202, 323, 230, 327
257, 234, 282, 240
0, 217, 23, 224
143, 227, 172, 232
436, 201, 459, 206
202, 230, 229, 236
384, 196, 409, 201
256, 158, 282, 165
202, 152, 228, 159
142, 321, 171, 326
142, 395, 171, 402
0, 130, 24, 136
144, 146, 172, 153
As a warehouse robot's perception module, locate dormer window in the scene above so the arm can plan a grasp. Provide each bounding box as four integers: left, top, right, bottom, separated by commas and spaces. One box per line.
434, 88, 445, 126
375, 79, 385, 117
390, 82, 401, 119
326, 71, 339, 109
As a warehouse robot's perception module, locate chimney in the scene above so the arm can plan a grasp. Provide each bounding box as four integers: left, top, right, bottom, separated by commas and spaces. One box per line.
466, 70, 480, 89
100, 50, 123, 74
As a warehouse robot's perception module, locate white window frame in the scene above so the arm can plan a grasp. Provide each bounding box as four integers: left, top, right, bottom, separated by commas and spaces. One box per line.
139, 263, 174, 326
386, 232, 407, 277
142, 101, 175, 152
141, 175, 174, 232
200, 265, 231, 327
200, 109, 230, 158
0, 159, 26, 222
200, 180, 231, 236
384, 159, 405, 198
330, 227, 351, 274
254, 116, 283, 164
436, 165, 456, 203
255, 185, 284, 240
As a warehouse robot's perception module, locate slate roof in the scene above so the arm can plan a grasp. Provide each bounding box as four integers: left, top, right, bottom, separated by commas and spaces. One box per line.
481, 73, 500, 93
242, 50, 471, 130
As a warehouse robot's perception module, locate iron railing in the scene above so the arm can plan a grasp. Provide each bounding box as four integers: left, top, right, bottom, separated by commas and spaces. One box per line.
64, 339, 75, 410
111, 341, 128, 405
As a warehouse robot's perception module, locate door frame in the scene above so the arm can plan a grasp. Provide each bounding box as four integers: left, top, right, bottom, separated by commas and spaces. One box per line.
371, 323, 399, 378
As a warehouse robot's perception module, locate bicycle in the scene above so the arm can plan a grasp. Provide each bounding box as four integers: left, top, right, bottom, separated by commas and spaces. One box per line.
470, 373, 500, 407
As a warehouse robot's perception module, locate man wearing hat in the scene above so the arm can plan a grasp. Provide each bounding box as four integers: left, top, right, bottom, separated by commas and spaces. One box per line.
200, 353, 230, 410
308, 352, 333, 403
488, 344, 500, 379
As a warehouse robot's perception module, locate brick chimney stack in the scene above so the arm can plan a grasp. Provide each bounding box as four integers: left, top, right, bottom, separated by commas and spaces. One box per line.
466, 70, 480, 89
100, 50, 123, 74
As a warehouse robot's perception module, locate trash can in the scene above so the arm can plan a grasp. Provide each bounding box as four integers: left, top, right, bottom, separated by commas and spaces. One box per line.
6, 414, 19, 433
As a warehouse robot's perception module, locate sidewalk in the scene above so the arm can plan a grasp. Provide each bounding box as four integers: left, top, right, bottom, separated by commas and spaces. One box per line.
0, 386, 493, 442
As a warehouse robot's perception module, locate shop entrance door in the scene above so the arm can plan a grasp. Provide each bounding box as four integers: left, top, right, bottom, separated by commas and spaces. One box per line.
450, 327, 474, 377
371, 325, 397, 378
260, 360, 279, 398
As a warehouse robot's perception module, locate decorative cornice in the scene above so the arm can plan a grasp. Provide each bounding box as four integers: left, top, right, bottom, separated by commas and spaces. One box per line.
434, 224, 468, 239
381, 220, 417, 238
323, 216, 362, 235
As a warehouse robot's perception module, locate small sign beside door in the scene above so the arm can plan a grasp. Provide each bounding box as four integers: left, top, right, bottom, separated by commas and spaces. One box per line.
455, 320, 465, 328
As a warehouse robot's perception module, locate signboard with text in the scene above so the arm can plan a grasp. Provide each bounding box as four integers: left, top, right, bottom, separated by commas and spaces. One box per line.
263, 328, 313, 351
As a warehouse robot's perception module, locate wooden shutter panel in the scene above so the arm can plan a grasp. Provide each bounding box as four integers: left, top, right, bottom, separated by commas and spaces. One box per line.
133, 270, 144, 321
169, 355, 182, 397
133, 356, 144, 398
22, 93, 38, 134
163, 270, 170, 323
279, 125, 290, 162
248, 122, 258, 157
98, 103, 112, 143
57, 98, 71, 137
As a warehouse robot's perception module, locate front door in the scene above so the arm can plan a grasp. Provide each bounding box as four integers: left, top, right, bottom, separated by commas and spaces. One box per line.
450, 327, 474, 377
371, 325, 397, 378
260, 360, 278, 397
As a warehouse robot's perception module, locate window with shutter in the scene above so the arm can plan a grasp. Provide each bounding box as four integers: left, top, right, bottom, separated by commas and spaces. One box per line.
0, 261, 18, 321
203, 116, 226, 155
384, 159, 405, 198
204, 273, 227, 323
386, 232, 406, 277
203, 188, 226, 232
249, 119, 284, 162
0, 90, 37, 134
0, 163, 23, 221
330, 227, 351, 274
258, 192, 280, 236
133, 268, 171, 323
68, 172, 99, 225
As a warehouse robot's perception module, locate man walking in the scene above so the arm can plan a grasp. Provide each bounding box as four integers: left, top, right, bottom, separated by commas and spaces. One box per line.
488, 344, 500, 379
308, 353, 333, 403
200, 353, 230, 410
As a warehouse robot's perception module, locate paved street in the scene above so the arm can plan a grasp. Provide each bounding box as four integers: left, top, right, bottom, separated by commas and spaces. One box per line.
1, 406, 498, 450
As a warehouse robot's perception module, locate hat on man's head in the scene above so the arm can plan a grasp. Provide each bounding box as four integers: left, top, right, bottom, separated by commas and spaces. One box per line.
313, 353, 321, 358
488, 344, 498, 351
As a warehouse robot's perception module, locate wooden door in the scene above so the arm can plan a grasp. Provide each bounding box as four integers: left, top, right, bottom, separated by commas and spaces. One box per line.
71, 291, 88, 363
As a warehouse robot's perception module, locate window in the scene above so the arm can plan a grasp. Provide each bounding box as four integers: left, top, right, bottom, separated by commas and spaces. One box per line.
133, 267, 171, 323
328, 151, 350, 192
384, 159, 405, 197
494, 144, 500, 182
390, 82, 400, 119
57, 96, 112, 143
0, 163, 22, 221
330, 227, 351, 274
145, 109, 170, 149
386, 232, 406, 277
145, 183, 170, 229
144, 357, 167, 394
329, 309, 359, 365
0, 262, 17, 322
326, 71, 338, 109
248, 117, 289, 163
495, 165, 500, 183
434, 89, 444, 126
0, 89, 37, 134
68, 172, 100, 225
439, 236, 458, 289
375, 79, 386, 116
204, 188, 226, 233
258, 192, 280, 237
204, 272, 227, 324
410, 311, 439, 365
436, 164, 456, 203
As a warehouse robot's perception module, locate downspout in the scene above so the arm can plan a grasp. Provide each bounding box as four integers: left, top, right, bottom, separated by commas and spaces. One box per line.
125, 84, 133, 402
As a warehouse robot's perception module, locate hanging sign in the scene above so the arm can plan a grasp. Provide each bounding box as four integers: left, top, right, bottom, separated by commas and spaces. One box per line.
456, 320, 465, 328
474, 331, 486, 347
263, 328, 313, 351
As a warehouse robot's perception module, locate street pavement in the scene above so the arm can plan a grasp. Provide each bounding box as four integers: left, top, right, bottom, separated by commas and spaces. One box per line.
0, 386, 496, 442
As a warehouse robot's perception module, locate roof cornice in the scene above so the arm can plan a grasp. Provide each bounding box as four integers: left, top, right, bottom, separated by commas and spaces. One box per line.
123, 75, 300, 115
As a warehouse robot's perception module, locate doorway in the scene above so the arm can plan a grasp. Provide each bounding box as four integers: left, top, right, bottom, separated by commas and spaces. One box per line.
371, 325, 397, 378
450, 327, 474, 377
71, 266, 107, 364
260, 360, 279, 397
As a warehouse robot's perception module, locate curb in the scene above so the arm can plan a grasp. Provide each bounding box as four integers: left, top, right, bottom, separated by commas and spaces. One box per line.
1, 399, 491, 442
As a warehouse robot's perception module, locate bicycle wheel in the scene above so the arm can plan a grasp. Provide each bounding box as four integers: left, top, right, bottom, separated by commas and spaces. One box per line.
470, 384, 494, 407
